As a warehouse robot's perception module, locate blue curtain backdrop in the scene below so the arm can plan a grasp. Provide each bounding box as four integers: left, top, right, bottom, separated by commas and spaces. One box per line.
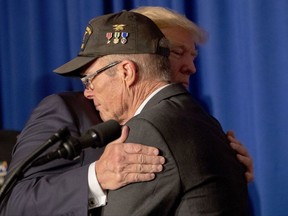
1, 0, 287, 215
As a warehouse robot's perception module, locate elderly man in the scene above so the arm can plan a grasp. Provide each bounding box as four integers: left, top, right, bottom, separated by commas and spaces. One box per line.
54, 11, 249, 215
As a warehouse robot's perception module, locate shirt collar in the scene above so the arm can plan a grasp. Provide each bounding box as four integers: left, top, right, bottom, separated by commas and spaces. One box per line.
134, 84, 171, 116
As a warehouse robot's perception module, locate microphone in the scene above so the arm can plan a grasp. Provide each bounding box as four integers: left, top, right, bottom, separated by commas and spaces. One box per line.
32, 120, 121, 166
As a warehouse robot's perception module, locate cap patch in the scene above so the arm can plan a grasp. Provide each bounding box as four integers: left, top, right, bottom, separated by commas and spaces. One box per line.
106, 24, 129, 44
81, 26, 92, 51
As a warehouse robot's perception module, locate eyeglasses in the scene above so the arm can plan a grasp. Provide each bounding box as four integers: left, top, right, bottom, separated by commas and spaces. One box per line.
80, 61, 122, 89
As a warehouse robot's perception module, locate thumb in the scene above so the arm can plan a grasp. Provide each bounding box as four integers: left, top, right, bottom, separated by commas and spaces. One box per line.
110, 125, 129, 144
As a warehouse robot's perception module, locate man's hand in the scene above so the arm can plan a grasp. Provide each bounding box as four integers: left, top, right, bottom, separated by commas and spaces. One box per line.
95, 125, 165, 190
227, 130, 254, 183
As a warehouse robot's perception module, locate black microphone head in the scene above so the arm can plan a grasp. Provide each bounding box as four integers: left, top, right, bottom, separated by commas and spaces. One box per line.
87, 120, 121, 148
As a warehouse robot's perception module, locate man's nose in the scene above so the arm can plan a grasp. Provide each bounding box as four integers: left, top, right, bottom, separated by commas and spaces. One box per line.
181, 61, 196, 75
83, 88, 93, 99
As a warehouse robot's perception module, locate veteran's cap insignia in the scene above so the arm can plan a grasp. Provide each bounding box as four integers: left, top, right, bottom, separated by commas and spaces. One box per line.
81, 26, 92, 51
107, 24, 129, 44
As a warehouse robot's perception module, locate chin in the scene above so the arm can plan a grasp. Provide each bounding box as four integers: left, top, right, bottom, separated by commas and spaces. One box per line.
181, 82, 189, 90
99, 113, 108, 122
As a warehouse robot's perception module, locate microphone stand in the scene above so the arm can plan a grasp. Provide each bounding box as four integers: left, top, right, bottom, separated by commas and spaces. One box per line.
0, 127, 70, 202
0, 119, 121, 204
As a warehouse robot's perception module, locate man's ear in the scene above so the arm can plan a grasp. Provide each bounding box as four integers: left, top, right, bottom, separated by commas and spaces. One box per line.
121, 60, 138, 87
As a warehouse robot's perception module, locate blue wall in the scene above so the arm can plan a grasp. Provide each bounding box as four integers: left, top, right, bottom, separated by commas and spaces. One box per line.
1, 1, 287, 215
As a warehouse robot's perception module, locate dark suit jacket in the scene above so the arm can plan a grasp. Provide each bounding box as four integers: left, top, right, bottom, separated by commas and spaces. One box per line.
1, 92, 102, 216
99, 84, 249, 215
1, 86, 249, 216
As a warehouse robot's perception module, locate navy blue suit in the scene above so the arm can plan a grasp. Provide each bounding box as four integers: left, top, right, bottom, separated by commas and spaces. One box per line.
1, 92, 102, 215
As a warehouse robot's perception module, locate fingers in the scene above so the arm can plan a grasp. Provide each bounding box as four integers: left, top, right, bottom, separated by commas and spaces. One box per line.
117, 173, 157, 186
227, 130, 240, 146
236, 154, 254, 182
123, 143, 160, 156
117, 152, 165, 165
95, 142, 165, 190
236, 154, 252, 170
96, 162, 163, 190
114, 163, 163, 175
230, 142, 249, 157
226, 130, 236, 138
227, 130, 254, 183
230, 142, 254, 183
245, 172, 254, 183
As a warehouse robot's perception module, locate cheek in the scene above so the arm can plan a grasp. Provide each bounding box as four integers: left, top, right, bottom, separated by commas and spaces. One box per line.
101, 82, 122, 108
169, 58, 180, 75
169, 59, 183, 81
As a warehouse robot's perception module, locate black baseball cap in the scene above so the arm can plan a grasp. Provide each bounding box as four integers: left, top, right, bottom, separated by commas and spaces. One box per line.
53, 11, 170, 76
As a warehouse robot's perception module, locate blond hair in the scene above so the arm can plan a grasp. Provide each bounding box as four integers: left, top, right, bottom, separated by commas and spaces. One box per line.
131, 6, 208, 45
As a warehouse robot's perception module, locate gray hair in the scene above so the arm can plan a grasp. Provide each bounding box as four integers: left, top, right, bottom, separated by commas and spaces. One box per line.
102, 54, 171, 82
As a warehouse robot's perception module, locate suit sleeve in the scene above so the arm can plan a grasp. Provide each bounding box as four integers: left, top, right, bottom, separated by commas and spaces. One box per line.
1, 94, 93, 216
100, 118, 182, 216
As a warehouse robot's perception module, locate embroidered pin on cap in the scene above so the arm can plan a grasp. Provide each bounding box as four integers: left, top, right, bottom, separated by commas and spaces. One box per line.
81, 26, 93, 51
54, 11, 170, 77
